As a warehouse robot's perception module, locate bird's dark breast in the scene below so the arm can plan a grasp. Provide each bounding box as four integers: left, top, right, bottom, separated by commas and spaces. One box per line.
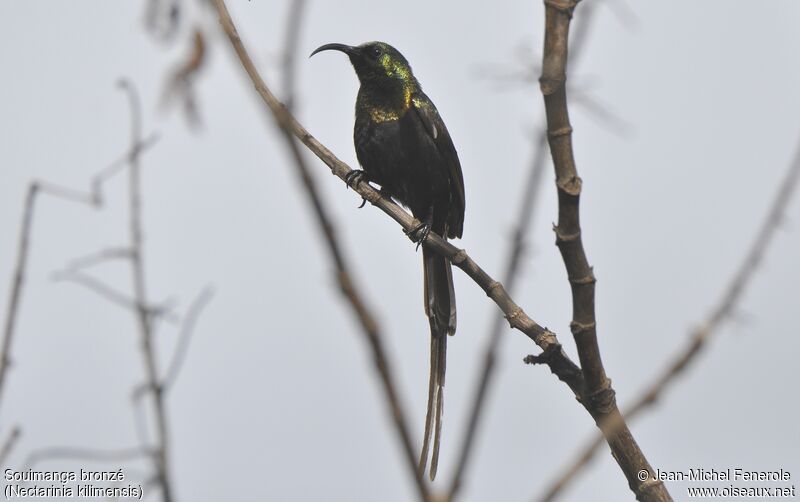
354, 110, 451, 220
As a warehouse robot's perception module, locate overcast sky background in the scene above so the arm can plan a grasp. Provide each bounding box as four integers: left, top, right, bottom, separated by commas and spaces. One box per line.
1, 1, 799, 501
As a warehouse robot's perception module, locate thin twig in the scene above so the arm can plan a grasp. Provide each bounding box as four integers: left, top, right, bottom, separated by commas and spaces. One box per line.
91, 133, 160, 204
281, 0, 306, 111
0, 427, 21, 465
118, 79, 174, 502
0, 136, 158, 413
537, 1, 671, 500
64, 247, 134, 272
0, 185, 38, 412
274, 1, 429, 499
538, 136, 800, 502
51, 269, 177, 323
36, 181, 97, 207
162, 286, 215, 391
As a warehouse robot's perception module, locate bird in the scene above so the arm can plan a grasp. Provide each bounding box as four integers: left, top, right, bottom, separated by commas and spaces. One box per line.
310, 41, 465, 480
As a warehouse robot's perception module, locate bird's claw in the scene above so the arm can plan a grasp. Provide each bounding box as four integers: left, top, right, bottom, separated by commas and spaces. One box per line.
345, 170, 365, 189
406, 222, 432, 251
345, 170, 369, 208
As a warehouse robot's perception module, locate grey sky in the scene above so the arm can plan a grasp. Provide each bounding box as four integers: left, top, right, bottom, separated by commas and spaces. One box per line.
1, 1, 799, 501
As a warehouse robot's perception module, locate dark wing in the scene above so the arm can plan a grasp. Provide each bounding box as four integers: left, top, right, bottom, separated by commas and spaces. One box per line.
410, 91, 465, 238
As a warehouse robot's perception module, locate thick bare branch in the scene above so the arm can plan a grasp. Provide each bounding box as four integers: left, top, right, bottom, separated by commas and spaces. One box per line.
449, 3, 613, 494
538, 136, 800, 501
537, 1, 670, 500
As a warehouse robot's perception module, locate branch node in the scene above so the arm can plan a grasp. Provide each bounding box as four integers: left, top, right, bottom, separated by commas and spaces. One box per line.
636, 477, 666, 499
505, 307, 524, 328
584, 381, 616, 415
544, 0, 580, 17
486, 280, 503, 298
556, 175, 582, 196
524, 343, 561, 366
539, 75, 566, 96
548, 126, 573, 138
569, 320, 596, 336
553, 225, 580, 244
450, 248, 468, 265
569, 269, 596, 285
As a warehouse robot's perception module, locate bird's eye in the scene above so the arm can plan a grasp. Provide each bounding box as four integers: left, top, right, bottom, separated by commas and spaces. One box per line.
371, 46, 382, 58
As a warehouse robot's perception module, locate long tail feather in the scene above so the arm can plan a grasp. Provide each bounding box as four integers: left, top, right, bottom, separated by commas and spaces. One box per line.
418, 334, 438, 476
420, 244, 456, 480
429, 332, 447, 480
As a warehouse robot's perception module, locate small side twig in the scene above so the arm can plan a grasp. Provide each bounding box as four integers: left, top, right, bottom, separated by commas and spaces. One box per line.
162, 286, 215, 392
51, 269, 178, 323
63, 247, 134, 273
537, 136, 800, 502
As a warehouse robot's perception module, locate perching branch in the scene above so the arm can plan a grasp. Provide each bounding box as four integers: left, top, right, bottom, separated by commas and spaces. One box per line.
536, 1, 671, 500
538, 136, 800, 502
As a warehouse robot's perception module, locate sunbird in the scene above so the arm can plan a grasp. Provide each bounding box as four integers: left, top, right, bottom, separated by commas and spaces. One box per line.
311, 41, 466, 480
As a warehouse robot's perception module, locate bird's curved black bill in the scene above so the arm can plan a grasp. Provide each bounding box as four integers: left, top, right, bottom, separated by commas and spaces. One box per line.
309, 43, 358, 58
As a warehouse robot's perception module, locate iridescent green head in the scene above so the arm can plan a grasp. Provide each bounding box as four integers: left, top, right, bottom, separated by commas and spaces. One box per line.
310, 41, 418, 90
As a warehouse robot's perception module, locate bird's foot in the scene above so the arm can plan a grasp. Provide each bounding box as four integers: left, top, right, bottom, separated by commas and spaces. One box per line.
345, 169, 366, 189
406, 221, 432, 251
345, 170, 369, 208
